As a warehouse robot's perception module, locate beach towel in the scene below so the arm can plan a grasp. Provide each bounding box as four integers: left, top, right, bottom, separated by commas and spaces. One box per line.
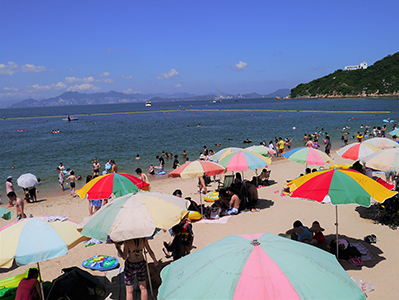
197, 216, 231, 224
351, 242, 375, 261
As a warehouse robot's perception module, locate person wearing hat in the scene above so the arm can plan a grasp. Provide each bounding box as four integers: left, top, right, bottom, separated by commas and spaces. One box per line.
309, 221, 326, 246
6, 176, 15, 207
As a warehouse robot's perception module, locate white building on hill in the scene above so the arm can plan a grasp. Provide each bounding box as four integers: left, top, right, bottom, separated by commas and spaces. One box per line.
344, 62, 368, 71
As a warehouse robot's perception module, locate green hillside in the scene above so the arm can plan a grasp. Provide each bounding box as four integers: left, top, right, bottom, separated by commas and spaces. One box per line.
290, 52, 399, 98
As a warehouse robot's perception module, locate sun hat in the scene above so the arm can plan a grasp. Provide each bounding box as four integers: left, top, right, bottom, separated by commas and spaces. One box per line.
7, 176, 12, 180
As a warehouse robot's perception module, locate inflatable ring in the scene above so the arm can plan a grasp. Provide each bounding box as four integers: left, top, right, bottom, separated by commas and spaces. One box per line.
204, 192, 219, 202
82, 255, 119, 271
188, 210, 202, 221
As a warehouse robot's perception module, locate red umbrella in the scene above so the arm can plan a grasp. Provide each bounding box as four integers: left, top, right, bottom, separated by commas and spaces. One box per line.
169, 160, 226, 178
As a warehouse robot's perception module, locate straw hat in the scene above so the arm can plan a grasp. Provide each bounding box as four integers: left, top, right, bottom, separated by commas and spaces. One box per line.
309, 221, 324, 232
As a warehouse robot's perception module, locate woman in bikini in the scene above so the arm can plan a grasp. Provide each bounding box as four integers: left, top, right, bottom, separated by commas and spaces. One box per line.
115, 238, 158, 300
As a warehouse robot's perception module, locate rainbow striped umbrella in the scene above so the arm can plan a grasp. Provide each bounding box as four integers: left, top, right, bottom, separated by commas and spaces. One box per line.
219, 151, 270, 171
158, 233, 366, 300
244, 145, 276, 155
168, 160, 226, 178
210, 147, 244, 162
282, 147, 332, 166
76, 172, 149, 200
336, 142, 381, 160
363, 137, 398, 149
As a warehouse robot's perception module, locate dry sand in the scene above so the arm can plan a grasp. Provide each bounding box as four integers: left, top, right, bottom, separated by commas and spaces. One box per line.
1, 151, 398, 299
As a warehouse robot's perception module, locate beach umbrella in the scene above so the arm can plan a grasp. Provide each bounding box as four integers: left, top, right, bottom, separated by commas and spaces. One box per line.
219, 151, 270, 171
363, 137, 398, 149
76, 172, 149, 200
286, 168, 397, 255
362, 148, 399, 172
77, 192, 189, 242
282, 147, 332, 166
0, 216, 86, 299
244, 145, 276, 155
0, 206, 12, 220
209, 147, 244, 162
336, 142, 381, 160
17, 173, 38, 188
168, 160, 226, 178
158, 233, 366, 300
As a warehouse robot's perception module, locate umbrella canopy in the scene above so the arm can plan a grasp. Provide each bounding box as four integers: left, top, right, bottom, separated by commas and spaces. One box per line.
363, 137, 398, 149
17, 173, 38, 188
0, 206, 12, 220
76, 172, 149, 200
362, 148, 399, 172
168, 160, 226, 178
336, 142, 381, 160
389, 128, 399, 136
282, 147, 332, 166
210, 147, 244, 162
219, 151, 270, 171
244, 145, 276, 155
77, 192, 189, 242
0, 217, 86, 268
158, 233, 366, 300
287, 168, 396, 206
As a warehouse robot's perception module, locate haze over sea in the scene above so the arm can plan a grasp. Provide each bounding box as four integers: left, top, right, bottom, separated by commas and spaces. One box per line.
1, 98, 398, 197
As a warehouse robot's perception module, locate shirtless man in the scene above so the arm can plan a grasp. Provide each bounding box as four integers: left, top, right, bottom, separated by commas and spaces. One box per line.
66, 171, 77, 196
92, 158, 101, 176
115, 238, 158, 300
225, 187, 240, 215
111, 160, 118, 173
9, 192, 26, 220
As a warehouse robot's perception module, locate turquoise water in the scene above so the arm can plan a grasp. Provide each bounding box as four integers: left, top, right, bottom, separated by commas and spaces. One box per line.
1, 98, 398, 196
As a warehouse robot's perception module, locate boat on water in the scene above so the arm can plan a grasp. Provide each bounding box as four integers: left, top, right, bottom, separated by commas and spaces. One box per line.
145, 101, 152, 107
62, 116, 79, 121
212, 98, 222, 103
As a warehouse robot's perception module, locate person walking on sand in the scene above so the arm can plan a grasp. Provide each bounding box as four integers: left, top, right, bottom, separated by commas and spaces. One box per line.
9, 192, 26, 220
57, 167, 65, 191
66, 171, 77, 196
6, 176, 15, 207
324, 136, 332, 157
115, 238, 158, 300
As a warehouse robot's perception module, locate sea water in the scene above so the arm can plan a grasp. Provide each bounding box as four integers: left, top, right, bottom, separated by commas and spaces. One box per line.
1, 98, 398, 196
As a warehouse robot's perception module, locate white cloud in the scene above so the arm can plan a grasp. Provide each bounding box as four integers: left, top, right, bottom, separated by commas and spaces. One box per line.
28, 82, 67, 92
155, 68, 179, 80
69, 67, 78, 72
175, 83, 182, 88
67, 83, 101, 92
119, 75, 133, 79
235, 61, 248, 70
102, 79, 114, 83
123, 88, 140, 94
3, 87, 18, 91
99, 72, 110, 77
0, 61, 47, 75
65, 76, 95, 83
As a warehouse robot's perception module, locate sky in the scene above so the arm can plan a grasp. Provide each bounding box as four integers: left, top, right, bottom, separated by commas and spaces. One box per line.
1, 0, 398, 103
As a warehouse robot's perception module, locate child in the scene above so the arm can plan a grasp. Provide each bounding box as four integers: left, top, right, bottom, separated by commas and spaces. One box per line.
163, 225, 182, 261
180, 217, 194, 256
148, 164, 155, 175
66, 171, 77, 196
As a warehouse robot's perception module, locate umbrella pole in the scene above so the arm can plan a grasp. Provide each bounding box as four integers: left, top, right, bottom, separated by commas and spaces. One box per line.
37, 262, 45, 300
143, 249, 154, 300
335, 206, 339, 258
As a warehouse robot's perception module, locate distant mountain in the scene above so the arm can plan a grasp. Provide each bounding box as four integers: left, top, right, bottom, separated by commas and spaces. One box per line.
8, 88, 290, 108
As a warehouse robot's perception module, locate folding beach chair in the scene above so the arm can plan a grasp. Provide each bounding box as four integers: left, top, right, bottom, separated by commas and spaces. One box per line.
257, 170, 271, 186
218, 174, 234, 190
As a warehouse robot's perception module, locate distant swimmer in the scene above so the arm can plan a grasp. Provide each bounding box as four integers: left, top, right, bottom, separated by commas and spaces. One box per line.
243, 138, 253, 144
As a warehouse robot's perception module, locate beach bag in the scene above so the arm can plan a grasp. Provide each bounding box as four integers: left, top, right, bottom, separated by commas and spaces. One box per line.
210, 207, 221, 219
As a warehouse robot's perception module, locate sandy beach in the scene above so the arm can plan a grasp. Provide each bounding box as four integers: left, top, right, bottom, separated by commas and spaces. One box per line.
1, 150, 398, 300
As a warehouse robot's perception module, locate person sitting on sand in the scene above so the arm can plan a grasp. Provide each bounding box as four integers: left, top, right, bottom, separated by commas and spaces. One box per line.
286, 220, 312, 243
163, 224, 183, 261
16, 268, 42, 300
309, 221, 326, 246
225, 187, 240, 215
244, 180, 259, 212
211, 188, 230, 210
136, 168, 149, 184
115, 238, 158, 300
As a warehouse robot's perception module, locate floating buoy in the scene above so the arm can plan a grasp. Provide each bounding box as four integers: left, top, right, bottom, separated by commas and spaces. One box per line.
312, 116, 314, 118
251, 114, 253, 117
352, 117, 355, 119
193, 113, 195, 115
293, 126, 296, 130
279, 115, 281, 117
209, 114, 211, 116
228, 114, 230, 116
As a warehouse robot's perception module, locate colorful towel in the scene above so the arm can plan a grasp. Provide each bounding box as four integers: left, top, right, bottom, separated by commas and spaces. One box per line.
351, 242, 375, 261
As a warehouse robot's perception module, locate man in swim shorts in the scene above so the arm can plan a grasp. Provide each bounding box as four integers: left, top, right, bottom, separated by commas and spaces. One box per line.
57, 167, 65, 191
9, 192, 27, 220
67, 171, 77, 196
92, 158, 101, 176
278, 137, 285, 155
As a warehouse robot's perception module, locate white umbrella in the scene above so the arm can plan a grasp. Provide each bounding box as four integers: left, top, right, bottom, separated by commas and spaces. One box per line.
17, 173, 38, 188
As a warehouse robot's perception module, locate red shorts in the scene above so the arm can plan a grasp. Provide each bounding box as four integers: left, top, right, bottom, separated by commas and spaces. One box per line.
279, 148, 284, 153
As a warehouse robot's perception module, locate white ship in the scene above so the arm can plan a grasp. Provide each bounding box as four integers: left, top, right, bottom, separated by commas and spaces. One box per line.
145, 100, 152, 107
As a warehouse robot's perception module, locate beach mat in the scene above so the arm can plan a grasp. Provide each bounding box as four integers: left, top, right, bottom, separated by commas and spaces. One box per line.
197, 216, 231, 224
351, 242, 375, 261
